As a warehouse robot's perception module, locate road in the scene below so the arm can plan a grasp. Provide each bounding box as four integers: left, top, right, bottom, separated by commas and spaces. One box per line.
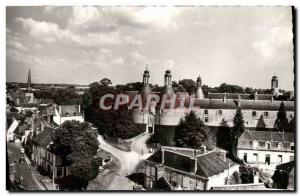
97, 132, 152, 190
7, 142, 43, 191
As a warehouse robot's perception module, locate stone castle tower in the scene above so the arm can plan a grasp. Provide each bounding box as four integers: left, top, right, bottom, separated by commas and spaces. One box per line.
163, 69, 174, 95
271, 75, 279, 97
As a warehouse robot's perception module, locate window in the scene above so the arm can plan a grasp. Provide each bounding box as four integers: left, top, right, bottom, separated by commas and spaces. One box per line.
290, 114, 293, 118
253, 153, 258, 162
258, 141, 265, 148
249, 141, 253, 148
243, 153, 248, 163
278, 143, 282, 150
278, 155, 283, 163
252, 111, 257, 117
57, 167, 63, 177
291, 144, 295, 151
290, 156, 294, 161
204, 117, 208, 123
263, 112, 269, 117
204, 109, 208, 115
65, 112, 69, 116
217, 110, 222, 115
267, 142, 271, 150
73, 112, 76, 115
265, 154, 270, 165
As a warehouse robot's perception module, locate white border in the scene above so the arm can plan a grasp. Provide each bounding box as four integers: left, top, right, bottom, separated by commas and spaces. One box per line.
1, 1, 299, 196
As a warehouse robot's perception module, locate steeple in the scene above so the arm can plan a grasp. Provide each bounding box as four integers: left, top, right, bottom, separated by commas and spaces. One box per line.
195, 75, 204, 99
143, 65, 150, 86
27, 68, 32, 92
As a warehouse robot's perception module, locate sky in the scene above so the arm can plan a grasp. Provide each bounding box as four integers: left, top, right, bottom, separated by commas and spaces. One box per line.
6, 6, 294, 90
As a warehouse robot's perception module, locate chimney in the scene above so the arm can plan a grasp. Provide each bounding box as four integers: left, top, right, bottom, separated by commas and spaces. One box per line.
223, 94, 227, 103
253, 171, 259, 184
201, 145, 207, 154
161, 149, 165, 164
219, 150, 226, 161
194, 158, 197, 173
254, 92, 258, 102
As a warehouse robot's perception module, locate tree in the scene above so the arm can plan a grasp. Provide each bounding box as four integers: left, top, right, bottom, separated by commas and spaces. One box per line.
100, 78, 112, 86
174, 111, 209, 149
51, 120, 100, 190
178, 79, 196, 95
230, 107, 245, 162
256, 114, 266, 128
239, 165, 259, 184
274, 102, 288, 132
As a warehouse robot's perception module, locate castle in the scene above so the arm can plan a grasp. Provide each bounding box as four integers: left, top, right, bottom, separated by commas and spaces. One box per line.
131, 69, 295, 132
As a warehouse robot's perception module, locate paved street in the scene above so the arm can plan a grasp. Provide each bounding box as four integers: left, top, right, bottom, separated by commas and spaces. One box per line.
97, 132, 152, 190
7, 142, 43, 191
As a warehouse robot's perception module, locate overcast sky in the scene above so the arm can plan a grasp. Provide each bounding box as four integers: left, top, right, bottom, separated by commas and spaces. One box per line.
6, 6, 294, 90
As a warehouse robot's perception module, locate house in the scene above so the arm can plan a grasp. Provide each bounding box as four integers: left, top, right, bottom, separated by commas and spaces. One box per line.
31, 127, 71, 179
37, 104, 54, 124
53, 105, 84, 125
237, 131, 294, 170
144, 146, 239, 190
272, 161, 294, 190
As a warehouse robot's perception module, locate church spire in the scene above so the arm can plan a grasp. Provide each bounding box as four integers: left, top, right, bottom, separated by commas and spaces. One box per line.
27, 68, 32, 92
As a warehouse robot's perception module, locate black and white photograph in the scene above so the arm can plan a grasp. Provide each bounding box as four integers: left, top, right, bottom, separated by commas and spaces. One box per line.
5, 5, 296, 192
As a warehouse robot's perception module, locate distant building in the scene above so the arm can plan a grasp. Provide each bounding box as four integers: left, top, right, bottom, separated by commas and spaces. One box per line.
31, 127, 71, 179
132, 69, 294, 130
144, 146, 239, 190
237, 131, 294, 170
53, 105, 84, 125
272, 161, 294, 190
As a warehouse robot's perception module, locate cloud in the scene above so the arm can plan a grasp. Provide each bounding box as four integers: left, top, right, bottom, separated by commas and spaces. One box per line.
129, 51, 148, 62
124, 36, 142, 45
164, 59, 175, 70
112, 57, 125, 65
16, 17, 122, 47
252, 26, 292, 58
7, 39, 29, 52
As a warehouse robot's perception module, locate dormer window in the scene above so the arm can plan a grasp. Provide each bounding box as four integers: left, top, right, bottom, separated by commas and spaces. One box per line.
66, 112, 69, 116
217, 110, 222, 115
291, 143, 295, 151
73, 112, 76, 115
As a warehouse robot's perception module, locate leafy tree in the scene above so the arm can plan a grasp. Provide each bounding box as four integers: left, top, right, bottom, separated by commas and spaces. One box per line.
51, 120, 100, 190
100, 78, 112, 86
178, 79, 196, 95
82, 80, 142, 139
256, 114, 266, 128
274, 102, 288, 132
174, 111, 209, 149
230, 107, 245, 162
239, 165, 259, 184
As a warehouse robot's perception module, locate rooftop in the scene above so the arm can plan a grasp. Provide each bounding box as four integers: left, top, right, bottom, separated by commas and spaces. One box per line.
32, 127, 54, 149
146, 146, 237, 178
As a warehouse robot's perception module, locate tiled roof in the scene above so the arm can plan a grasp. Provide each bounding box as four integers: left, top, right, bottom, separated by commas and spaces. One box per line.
32, 127, 54, 149
210, 183, 268, 191
162, 98, 294, 111
239, 131, 294, 143
146, 147, 237, 178
196, 152, 236, 178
